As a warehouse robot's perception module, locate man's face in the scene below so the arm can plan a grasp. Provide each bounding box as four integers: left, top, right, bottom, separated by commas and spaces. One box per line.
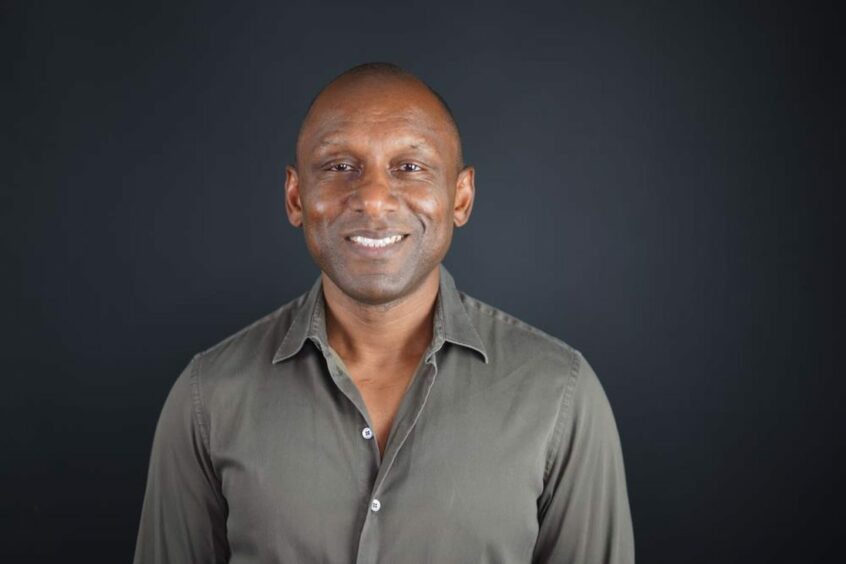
285, 77, 475, 305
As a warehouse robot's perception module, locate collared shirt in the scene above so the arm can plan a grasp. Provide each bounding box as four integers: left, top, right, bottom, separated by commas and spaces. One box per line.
134, 266, 634, 563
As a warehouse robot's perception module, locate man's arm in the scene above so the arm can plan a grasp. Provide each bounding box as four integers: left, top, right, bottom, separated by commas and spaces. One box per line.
134, 357, 229, 564
532, 351, 635, 563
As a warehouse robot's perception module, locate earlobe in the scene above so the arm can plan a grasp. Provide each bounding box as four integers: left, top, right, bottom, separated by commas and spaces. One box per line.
285, 165, 303, 228
453, 166, 476, 227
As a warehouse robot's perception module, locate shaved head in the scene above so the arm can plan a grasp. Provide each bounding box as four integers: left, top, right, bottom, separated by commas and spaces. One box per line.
295, 63, 464, 170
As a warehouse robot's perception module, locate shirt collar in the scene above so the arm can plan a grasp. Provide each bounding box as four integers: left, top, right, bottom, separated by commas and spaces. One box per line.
272, 265, 488, 364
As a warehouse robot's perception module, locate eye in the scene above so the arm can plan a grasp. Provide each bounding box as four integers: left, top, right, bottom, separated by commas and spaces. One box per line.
398, 162, 422, 172
327, 162, 355, 172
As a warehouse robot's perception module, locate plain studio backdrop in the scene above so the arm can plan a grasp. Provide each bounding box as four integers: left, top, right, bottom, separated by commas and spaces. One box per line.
2, 1, 841, 562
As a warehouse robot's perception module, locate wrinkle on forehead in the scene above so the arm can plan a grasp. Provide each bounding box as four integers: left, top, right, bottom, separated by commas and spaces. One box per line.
316, 134, 438, 151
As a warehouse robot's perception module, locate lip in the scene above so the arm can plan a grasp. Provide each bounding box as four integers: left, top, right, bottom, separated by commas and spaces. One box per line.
343, 232, 410, 258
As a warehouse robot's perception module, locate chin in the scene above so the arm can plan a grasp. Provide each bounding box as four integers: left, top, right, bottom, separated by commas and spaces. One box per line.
335, 272, 413, 305
322, 258, 438, 306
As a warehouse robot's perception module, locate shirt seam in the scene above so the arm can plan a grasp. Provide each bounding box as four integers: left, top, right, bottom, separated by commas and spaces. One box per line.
460, 293, 577, 356
189, 354, 212, 452
543, 348, 581, 483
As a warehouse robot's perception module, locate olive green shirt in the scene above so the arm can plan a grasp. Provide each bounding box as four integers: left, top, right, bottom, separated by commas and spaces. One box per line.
134, 266, 634, 563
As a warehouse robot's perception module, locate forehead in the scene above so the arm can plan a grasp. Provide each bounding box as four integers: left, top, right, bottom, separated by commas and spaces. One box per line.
310, 109, 446, 148
298, 78, 458, 156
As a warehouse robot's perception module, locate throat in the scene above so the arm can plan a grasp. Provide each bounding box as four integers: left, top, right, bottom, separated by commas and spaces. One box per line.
346, 356, 423, 458
321, 267, 441, 366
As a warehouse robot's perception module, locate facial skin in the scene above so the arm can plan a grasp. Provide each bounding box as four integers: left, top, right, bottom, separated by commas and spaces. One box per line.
284, 74, 476, 306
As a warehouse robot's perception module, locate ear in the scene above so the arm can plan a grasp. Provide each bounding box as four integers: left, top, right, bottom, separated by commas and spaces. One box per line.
285, 164, 303, 227
453, 165, 476, 227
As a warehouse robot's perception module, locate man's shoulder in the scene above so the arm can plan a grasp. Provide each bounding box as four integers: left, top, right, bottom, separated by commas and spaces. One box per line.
189, 290, 308, 378
457, 290, 584, 378
457, 290, 613, 428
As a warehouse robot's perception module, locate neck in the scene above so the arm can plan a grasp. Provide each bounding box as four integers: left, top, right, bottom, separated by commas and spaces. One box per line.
322, 266, 440, 367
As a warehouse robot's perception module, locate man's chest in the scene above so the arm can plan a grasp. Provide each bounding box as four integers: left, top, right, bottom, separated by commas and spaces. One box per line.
206, 364, 556, 562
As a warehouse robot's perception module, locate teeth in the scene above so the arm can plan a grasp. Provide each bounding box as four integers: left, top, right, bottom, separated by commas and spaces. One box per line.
349, 234, 404, 248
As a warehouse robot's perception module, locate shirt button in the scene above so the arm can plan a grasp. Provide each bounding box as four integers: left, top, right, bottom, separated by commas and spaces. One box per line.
370, 498, 381, 512
361, 427, 373, 440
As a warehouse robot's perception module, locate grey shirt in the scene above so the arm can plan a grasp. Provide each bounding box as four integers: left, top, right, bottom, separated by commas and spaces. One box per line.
134, 266, 634, 563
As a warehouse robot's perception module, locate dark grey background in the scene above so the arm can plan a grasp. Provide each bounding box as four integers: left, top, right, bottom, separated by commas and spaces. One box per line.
3, 0, 841, 562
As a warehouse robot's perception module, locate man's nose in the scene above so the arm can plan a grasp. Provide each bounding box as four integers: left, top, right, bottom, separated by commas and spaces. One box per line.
349, 168, 399, 216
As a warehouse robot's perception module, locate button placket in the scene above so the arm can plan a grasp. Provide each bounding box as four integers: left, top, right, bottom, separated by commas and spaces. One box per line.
370, 360, 438, 500
354, 357, 439, 564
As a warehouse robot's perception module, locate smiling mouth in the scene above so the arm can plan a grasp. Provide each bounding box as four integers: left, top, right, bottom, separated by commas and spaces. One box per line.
346, 234, 408, 249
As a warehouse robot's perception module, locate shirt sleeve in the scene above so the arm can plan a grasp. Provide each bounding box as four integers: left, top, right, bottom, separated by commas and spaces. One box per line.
532, 351, 635, 563
133, 356, 230, 564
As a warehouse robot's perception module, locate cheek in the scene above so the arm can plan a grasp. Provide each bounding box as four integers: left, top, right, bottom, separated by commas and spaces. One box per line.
304, 191, 333, 221
302, 190, 343, 233
300, 196, 338, 259
407, 186, 451, 223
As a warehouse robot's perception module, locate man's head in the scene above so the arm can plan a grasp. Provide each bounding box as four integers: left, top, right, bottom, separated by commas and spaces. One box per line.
285, 63, 476, 306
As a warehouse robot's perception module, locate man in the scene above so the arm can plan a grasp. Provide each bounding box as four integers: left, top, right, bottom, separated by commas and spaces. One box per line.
134, 62, 634, 563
